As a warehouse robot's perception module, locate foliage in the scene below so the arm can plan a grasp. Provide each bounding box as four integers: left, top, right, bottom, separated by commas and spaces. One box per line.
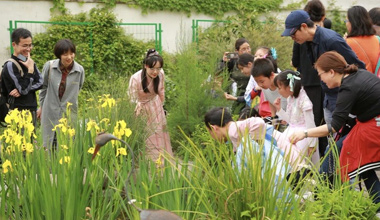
166, 44, 228, 152
51, 0, 284, 18
197, 14, 295, 71
32, 7, 154, 79
326, 0, 347, 36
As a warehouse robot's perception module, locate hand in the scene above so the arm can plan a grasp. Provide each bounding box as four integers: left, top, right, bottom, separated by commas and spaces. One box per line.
134, 102, 141, 116
20, 52, 35, 73
255, 86, 262, 91
289, 131, 306, 144
37, 108, 42, 120
308, 147, 315, 156
223, 52, 229, 62
273, 97, 281, 111
9, 89, 20, 97
224, 92, 237, 101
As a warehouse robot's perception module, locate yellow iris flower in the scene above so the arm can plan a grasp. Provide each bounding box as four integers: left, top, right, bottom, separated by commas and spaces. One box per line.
2, 160, 13, 173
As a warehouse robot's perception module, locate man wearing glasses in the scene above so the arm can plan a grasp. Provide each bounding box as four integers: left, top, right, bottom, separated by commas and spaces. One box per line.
1, 28, 43, 126
282, 10, 364, 127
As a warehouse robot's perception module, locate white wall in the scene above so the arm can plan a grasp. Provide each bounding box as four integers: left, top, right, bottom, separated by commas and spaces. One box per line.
0, 0, 378, 64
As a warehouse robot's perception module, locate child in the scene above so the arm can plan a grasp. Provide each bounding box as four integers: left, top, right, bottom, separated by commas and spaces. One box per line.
273, 70, 319, 167
251, 58, 287, 119
204, 107, 308, 189
224, 53, 260, 112
204, 107, 289, 178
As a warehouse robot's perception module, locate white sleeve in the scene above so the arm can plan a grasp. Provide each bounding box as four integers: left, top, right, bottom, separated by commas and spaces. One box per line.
244, 76, 257, 100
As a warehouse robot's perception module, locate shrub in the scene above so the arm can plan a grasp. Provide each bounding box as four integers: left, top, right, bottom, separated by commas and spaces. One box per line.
32, 7, 154, 79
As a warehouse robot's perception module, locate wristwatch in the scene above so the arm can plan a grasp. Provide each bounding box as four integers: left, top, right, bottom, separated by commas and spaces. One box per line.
304, 130, 308, 138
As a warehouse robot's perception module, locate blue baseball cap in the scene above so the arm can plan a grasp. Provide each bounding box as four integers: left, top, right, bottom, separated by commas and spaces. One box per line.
282, 10, 311, 36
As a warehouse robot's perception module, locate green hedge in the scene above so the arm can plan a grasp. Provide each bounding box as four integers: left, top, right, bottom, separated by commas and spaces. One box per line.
32, 8, 154, 78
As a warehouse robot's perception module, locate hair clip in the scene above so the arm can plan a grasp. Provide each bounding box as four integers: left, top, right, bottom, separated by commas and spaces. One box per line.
270, 47, 277, 60
147, 49, 159, 57
287, 73, 301, 92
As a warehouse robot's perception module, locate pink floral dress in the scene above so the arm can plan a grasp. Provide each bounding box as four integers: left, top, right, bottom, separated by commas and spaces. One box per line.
276, 88, 320, 167
128, 70, 173, 162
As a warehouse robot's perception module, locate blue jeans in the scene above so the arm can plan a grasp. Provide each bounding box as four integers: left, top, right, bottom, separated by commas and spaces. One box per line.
320, 135, 346, 174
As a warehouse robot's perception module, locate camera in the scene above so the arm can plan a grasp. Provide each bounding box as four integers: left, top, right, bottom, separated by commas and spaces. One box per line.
226, 52, 238, 59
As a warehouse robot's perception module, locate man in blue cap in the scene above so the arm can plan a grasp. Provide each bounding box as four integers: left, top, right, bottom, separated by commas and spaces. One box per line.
282, 9, 364, 131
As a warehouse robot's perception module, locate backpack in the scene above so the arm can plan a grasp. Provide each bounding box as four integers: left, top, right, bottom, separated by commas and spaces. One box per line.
0, 58, 24, 126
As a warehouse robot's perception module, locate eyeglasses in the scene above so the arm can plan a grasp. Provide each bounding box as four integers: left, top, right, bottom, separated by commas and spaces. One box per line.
18, 43, 33, 49
290, 27, 299, 37
318, 71, 328, 76
344, 19, 349, 23
149, 67, 162, 72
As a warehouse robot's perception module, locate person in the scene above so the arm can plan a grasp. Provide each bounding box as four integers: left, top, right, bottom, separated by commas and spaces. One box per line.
1, 28, 43, 127
273, 70, 319, 167
369, 7, 380, 36
128, 49, 173, 162
289, 51, 380, 210
282, 10, 365, 126
204, 107, 308, 189
218, 38, 251, 114
251, 58, 287, 119
38, 39, 85, 148
204, 107, 288, 179
254, 46, 279, 72
345, 5, 379, 74
292, 0, 328, 157
224, 53, 260, 111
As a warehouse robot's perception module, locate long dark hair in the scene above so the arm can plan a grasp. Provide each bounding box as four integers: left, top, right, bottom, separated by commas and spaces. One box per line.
347, 5, 376, 37
274, 70, 302, 98
141, 49, 163, 94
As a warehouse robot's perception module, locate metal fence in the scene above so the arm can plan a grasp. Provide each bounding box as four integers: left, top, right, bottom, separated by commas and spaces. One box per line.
191, 19, 230, 44
8, 20, 162, 74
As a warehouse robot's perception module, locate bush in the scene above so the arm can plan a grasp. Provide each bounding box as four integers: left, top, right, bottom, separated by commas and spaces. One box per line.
32, 7, 154, 79
196, 14, 294, 71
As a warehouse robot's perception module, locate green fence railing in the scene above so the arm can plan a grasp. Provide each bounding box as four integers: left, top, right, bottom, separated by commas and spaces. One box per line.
8, 20, 162, 74
191, 19, 230, 44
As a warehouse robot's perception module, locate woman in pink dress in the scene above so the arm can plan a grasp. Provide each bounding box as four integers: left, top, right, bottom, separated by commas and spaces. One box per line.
128, 49, 173, 162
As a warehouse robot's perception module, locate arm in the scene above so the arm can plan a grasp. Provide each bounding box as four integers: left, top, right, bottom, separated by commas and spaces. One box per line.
244, 76, 257, 100
276, 108, 289, 123
79, 65, 85, 90
31, 64, 43, 91
158, 71, 165, 103
291, 42, 301, 68
289, 124, 335, 143
5, 61, 35, 96
128, 74, 139, 103
246, 117, 266, 140
329, 38, 366, 69
38, 61, 51, 108
304, 109, 316, 129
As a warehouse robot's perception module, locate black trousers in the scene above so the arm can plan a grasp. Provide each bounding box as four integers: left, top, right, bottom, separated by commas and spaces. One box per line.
304, 85, 328, 157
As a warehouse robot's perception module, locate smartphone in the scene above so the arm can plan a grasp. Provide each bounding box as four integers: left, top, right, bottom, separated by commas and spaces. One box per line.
226, 52, 238, 59
17, 54, 27, 62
